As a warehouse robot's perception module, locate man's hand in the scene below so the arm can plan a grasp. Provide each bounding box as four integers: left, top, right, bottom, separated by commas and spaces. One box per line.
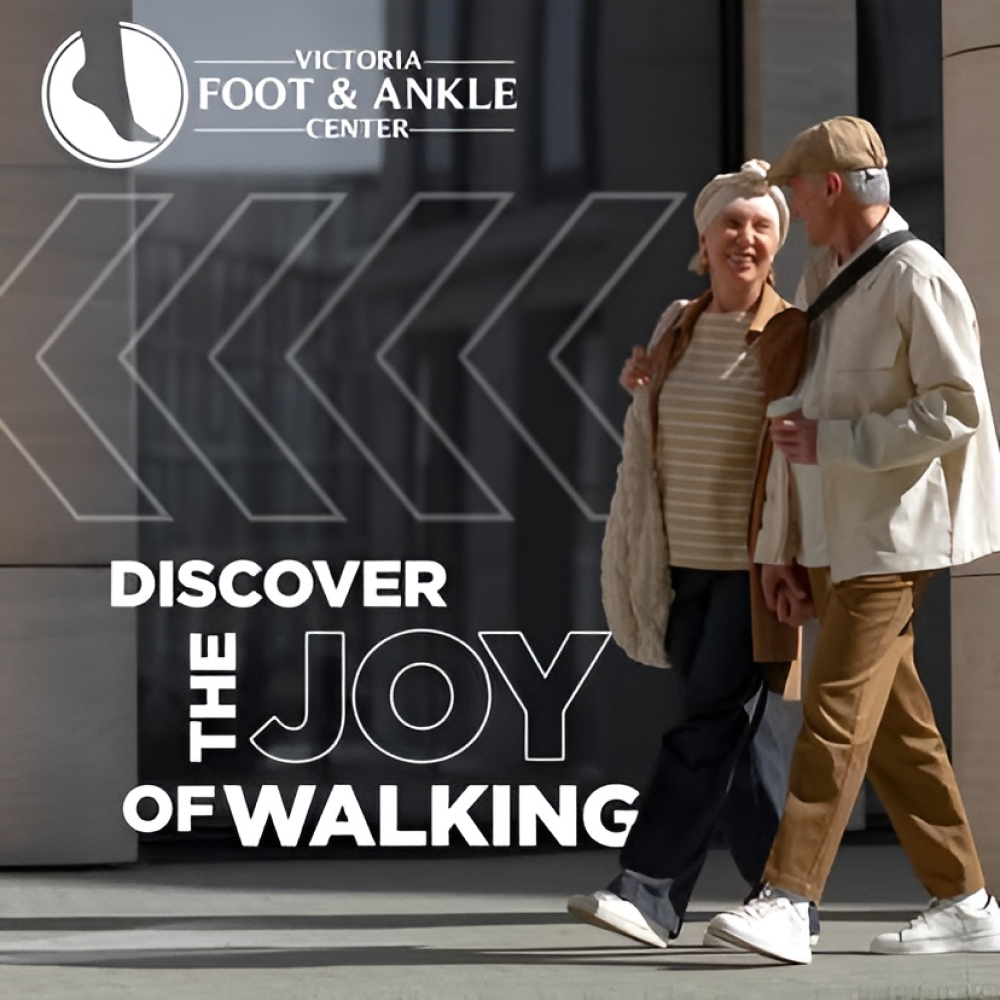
620, 346, 662, 393
761, 564, 814, 625
773, 586, 815, 626
770, 414, 819, 465
761, 564, 807, 612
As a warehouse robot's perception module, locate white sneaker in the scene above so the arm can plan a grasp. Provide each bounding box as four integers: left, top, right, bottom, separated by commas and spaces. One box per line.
705, 900, 820, 949
871, 893, 1000, 954
703, 925, 820, 949
566, 890, 672, 948
703, 887, 812, 964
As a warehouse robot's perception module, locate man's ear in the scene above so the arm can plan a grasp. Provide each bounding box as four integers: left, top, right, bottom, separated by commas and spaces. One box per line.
825, 171, 844, 199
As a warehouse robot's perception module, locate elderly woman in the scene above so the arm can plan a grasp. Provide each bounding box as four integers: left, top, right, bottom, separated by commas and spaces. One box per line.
568, 161, 808, 947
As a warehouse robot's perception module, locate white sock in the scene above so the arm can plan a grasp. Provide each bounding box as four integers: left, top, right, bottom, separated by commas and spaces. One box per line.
766, 885, 810, 906
940, 887, 988, 908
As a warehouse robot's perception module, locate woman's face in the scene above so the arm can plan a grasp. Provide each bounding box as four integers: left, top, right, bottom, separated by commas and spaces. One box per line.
699, 195, 781, 297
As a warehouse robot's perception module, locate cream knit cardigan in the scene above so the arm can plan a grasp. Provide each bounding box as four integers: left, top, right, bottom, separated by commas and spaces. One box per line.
600, 300, 686, 668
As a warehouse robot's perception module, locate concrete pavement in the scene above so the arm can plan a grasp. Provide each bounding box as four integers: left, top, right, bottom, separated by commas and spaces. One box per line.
0, 843, 999, 998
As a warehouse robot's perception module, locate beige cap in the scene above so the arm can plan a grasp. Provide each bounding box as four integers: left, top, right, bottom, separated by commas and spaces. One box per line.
767, 116, 887, 186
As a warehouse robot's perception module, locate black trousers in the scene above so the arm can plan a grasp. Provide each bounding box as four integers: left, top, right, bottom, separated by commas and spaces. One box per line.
609, 567, 781, 934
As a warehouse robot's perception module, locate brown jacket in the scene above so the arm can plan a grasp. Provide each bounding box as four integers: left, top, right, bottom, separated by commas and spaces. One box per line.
745, 306, 812, 696
601, 284, 806, 695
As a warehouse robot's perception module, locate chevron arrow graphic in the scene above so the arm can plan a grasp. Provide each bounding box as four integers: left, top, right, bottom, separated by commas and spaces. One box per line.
286, 192, 514, 523
119, 193, 348, 522
0, 194, 170, 521
460, 192, 685, 521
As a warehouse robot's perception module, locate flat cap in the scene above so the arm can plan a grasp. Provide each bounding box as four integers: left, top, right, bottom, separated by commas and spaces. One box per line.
767, 116, 887, 186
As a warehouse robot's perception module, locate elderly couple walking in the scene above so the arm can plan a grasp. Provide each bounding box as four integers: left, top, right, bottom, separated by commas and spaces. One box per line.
567, 116, 1000, 964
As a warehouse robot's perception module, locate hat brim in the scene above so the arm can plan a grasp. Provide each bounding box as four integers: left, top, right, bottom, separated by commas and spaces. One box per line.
766, 167, 797, 187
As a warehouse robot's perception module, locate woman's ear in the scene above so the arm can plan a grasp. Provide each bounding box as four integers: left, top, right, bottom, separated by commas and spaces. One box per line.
697, 233, 710, 272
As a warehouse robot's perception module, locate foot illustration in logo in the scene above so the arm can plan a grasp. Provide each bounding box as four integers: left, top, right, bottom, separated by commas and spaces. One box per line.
71, 24, 162, 144
43, 21, 188, 168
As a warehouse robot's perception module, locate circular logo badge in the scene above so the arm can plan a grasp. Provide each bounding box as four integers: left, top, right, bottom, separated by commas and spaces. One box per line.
42, 22, 188, 169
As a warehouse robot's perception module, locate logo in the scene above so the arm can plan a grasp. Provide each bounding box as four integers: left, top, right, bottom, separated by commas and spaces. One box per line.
42, 22, 188, 168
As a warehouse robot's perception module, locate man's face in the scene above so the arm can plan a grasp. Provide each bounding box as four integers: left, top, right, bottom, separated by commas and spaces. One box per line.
788, 174, 834, 247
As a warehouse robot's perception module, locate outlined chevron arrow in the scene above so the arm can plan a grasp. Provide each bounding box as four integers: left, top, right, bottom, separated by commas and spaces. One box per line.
286, 192, 514, 523
460, 192, 686, 521
2, 193, 353, 522
6, 191, 683, 523
119, 193, 348, 522
548, 194, 687, 446
0, 194, 171, 521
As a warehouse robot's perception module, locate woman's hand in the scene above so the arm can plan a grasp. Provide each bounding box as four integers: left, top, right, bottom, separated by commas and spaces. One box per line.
761, 563, 814, 625
761, 563, 806, 611
770, 413, 819, 465
773, 584, 815, 626
620, 346, 661, 393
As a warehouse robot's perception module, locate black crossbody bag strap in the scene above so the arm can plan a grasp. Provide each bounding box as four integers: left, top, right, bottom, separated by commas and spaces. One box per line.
806, 230, 917, 323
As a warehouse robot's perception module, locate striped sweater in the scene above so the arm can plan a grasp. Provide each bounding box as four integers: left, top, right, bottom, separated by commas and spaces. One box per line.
656, 310, 765, 570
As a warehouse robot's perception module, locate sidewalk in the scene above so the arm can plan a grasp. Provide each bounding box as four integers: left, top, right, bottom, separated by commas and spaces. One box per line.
1, 843, 999, 999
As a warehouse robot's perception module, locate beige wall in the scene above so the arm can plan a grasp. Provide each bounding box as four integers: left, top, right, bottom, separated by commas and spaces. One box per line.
944, 0, 1000, 884
0, 1, 137, 863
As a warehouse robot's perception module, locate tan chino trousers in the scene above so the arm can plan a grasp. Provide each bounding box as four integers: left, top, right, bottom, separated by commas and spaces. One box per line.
762, 569, 984, 902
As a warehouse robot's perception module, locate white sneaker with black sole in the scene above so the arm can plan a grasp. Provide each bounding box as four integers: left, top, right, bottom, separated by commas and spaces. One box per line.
566, 889, 672, 948
702, 886, 812, 964
871, 891, 1000, 954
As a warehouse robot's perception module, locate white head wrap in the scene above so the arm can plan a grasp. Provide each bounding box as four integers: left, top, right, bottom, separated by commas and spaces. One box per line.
688, 159, 789, 273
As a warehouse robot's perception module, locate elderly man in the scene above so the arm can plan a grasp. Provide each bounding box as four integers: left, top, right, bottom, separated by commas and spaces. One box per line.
705, 116, 1000, 964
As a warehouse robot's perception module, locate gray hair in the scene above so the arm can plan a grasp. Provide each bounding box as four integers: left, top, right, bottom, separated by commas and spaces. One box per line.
842, 167, 890, 206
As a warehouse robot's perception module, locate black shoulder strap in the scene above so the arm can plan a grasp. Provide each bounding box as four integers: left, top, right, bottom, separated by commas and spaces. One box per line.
806, 230, 917, 323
